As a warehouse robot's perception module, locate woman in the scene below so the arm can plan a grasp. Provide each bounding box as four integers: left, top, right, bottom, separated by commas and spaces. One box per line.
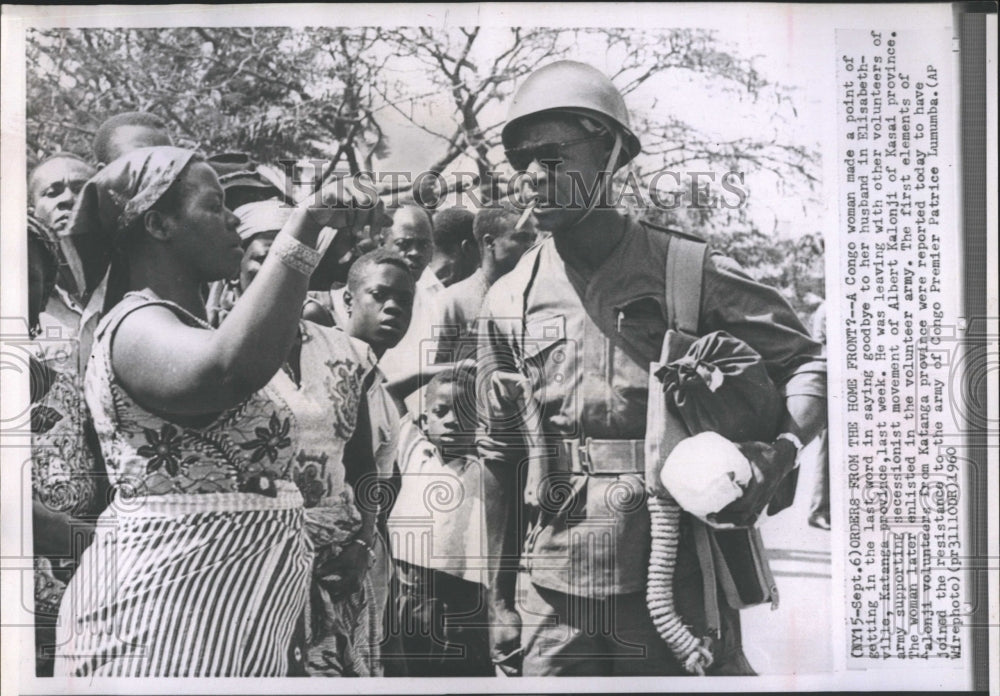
53, 146, 379, 677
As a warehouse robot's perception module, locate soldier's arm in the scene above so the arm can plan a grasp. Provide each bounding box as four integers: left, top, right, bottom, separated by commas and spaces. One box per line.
476, 311, 522, 592
782, 395, 827, 449
700, 252, 828, 443
698, 252, 828, 523
475, 298, 526, 656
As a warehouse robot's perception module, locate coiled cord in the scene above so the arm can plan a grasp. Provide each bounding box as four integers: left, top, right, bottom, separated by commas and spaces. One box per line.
647, 495, 714, 675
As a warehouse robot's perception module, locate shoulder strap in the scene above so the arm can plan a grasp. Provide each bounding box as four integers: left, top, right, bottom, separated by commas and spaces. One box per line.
665, 235, 708, 335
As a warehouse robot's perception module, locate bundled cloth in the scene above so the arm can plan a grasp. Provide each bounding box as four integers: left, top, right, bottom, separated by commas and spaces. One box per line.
657, 331, 785, 526
656, 330, 783, 445
54, 482, 312, 677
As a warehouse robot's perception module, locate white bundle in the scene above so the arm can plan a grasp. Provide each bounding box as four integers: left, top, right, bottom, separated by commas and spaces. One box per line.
659, 431, 752, 523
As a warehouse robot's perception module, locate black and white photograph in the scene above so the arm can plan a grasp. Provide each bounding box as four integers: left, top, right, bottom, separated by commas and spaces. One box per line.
0, 3, 994, 694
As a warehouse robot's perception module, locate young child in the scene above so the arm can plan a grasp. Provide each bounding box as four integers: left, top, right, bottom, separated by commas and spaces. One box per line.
386, 370, 492, 676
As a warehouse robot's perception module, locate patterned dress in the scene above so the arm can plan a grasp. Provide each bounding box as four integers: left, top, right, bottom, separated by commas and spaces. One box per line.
30, 291, 104, 676
54, 292, 380, 677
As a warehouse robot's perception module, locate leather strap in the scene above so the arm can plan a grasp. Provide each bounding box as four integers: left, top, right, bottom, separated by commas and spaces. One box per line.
665, 235, 708, 335
692, 518, 722, 638
665, 234, 719, 640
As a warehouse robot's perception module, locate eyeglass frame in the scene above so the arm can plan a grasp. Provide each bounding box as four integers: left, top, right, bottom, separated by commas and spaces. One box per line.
504, 134, 607, 172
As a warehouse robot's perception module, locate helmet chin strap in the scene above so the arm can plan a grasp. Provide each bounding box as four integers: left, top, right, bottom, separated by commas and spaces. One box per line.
566, 130, 623, 229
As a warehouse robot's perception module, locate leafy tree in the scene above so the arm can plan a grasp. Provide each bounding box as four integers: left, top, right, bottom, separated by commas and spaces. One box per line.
26, 27, 385, 172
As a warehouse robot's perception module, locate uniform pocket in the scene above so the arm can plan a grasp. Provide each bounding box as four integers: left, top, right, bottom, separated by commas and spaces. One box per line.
521, 314, 567, 363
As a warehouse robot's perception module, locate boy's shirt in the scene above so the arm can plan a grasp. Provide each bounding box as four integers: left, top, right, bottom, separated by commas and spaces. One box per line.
387, 418, 485, 585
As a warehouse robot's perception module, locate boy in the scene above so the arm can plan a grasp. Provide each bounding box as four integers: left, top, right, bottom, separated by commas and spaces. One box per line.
386, 370, 492, 676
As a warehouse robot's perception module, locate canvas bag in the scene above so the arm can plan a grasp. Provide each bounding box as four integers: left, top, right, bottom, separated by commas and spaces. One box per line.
644, 235, 782, 618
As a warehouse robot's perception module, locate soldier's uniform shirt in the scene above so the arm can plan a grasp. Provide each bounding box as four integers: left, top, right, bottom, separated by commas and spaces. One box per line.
477, 215, 825, 597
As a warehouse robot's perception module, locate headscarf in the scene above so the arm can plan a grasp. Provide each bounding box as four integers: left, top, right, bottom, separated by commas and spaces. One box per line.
234, 199, 292, 245
66, 146, 198, 311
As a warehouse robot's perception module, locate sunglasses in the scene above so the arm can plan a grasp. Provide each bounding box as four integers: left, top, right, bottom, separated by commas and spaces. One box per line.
504, 135, 605, 171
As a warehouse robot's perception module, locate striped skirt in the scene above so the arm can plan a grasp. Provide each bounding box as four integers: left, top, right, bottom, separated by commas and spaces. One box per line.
54, 483, 312, 677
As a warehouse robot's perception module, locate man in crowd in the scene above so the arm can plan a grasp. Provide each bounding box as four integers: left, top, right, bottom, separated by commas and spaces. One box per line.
91, 111, 172, 167
434, 200, 537, 365
376, 204, 448, 411
28, 154, 96, 303
476, 60, 827, 676
428, 207, 478, 288
27, 215, 100, 677
343, 248, 417, 363
28, 155, 94, 238
28, 156, 105, 452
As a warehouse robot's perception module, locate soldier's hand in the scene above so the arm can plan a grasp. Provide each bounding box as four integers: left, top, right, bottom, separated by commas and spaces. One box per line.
485, 371, 531, 421
489, 602, 522, 676
709, 439, 798, 528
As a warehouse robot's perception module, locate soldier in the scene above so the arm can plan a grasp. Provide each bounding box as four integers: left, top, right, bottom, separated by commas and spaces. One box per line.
476, 60, 827, 676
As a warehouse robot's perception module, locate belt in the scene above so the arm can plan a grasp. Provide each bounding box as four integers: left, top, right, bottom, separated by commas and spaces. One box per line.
555, 438, 645, 476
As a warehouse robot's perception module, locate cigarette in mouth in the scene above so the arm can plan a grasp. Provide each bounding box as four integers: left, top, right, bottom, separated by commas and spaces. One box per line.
514, 198, 537, 231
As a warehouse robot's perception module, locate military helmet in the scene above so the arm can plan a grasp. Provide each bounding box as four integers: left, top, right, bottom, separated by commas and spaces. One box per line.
502, 60, 641, 166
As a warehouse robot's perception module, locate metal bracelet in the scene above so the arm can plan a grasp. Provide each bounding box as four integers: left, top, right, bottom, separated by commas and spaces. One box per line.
270, 232, 321, 276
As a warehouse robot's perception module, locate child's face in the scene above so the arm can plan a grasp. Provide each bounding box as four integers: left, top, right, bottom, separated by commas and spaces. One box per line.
348, 263, 414, 354
421, 382, 476, 454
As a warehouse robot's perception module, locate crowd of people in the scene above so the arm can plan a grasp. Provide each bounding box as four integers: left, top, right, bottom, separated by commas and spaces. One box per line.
26, 59, 826, 679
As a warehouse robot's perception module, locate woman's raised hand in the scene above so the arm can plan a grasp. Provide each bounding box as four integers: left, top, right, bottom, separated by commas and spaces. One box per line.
301, 175, 392, 238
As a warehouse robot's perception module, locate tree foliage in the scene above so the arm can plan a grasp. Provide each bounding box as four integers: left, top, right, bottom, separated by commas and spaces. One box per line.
26, 27, 386, 172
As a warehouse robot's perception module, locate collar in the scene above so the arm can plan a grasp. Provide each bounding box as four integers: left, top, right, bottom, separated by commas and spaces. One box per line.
51, 284, 84, 316
470, 267, 489, 293
418, 267, 446, 294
